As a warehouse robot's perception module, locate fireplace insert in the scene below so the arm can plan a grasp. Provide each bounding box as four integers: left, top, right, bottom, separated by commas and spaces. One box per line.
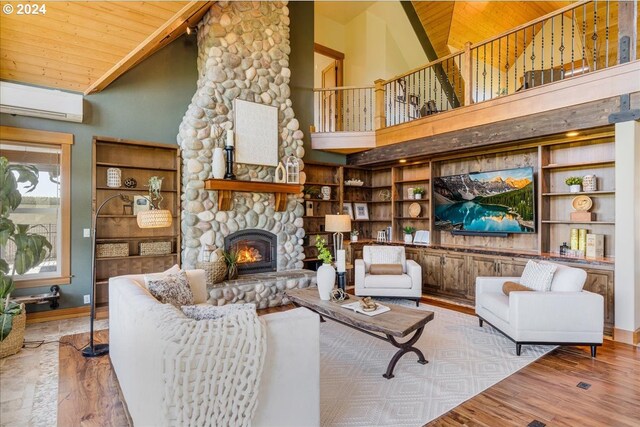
224, 229, 277, 275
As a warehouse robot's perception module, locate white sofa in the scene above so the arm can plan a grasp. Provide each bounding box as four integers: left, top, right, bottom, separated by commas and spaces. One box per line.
475, 261, 604, 357
355, 246, 422, 306
109, 271, 320, 427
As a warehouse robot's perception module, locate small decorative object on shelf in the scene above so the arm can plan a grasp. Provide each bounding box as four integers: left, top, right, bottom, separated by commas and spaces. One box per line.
376, 230, 386, 242
133, 195, 150, 215
123, 177, 137, 188
350, 229, 359, 242
583, 174, 597, 192
275, 162, 286, 183
378, 188, 391, 201
354, 202, 369, 220
137, 176, 173, 229
407, 187, 414, 199
570, 195, 594, 222
403, 226, 416, 244
320, 185, 331, 200
139, 241, 172, 256
586, 234, 604, 258
315, 236, 335, 301
413, 187, 426, 200
303, 186, 318, 199
305, 200, 314, 216
409, 202, 421, 218
343, 203, 354, 219
565, 176, 583, 193
286, 156, 300, 184
344, 179, 364, 186
224, 129, 236, 180
96, 242, 129, 258
559, 242, 569, 255
106, 167, 122, 188
212, 147, 225, 179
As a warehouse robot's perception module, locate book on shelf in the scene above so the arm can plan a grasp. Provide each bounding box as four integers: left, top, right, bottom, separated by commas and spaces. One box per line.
341, 301, 390, 316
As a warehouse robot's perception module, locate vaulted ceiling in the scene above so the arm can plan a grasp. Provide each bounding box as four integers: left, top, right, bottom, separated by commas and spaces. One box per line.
0, 1, 212, 94
411, 1, 571, 58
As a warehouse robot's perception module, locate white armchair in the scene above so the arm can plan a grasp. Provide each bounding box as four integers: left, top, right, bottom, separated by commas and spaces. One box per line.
355, 246, 422, 306
475, 261, 604, 357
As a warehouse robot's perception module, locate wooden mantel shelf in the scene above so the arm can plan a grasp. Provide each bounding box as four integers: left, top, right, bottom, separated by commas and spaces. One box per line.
204, 179, 302, 211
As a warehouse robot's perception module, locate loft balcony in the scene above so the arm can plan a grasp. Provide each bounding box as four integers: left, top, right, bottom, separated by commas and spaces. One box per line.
311, 0, 640, 162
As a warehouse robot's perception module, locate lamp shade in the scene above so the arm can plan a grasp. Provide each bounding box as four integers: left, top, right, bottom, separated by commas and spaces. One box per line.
137, 209, 173, 229
325, 214, 351, 232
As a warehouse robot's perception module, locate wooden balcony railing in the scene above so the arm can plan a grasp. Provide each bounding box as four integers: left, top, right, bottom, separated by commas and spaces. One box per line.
312, 0, 637, 134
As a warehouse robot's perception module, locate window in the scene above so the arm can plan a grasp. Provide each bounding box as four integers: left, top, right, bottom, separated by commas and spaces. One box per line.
0, 126, 73, 288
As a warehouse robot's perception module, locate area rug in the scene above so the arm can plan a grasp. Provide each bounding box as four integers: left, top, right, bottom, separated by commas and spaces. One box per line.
319, 302, 555, 426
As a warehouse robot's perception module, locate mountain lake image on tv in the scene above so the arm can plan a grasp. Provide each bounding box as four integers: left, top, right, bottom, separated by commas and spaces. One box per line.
433, 166, 535, 234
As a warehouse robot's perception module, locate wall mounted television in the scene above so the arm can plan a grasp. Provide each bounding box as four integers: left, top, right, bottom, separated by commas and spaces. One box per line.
433, 166, 535, 234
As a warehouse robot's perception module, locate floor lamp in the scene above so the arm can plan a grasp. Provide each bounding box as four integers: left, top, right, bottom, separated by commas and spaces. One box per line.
82, 193, 172, 358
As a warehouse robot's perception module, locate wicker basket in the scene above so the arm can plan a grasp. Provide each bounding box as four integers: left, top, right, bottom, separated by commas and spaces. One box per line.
0, 305, 26, 359
96, 242, 128, 258
139, 241, 172, 256
196, 258, 228, 285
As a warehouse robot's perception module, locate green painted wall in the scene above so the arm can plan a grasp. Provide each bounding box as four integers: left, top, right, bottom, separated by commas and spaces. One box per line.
289, 1, 345, 165
1, 6, 340, 311
1, 35, 198, 310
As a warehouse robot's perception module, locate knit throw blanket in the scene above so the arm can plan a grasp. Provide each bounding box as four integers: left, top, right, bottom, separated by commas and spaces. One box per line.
154, 304, 266, 426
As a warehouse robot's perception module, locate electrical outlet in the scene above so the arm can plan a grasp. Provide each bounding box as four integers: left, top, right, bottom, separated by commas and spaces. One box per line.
83, 228, 91, 238
84, 294, 91, 304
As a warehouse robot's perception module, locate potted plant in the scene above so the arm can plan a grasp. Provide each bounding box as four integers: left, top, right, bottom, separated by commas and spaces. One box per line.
223, 250, 239, 280
302, 186, 319, 200
403, 226, 416, 244
413, 187, 426, 200
565, 177, 583, 193
350, 230, 359, 243
315, 236, 335, 301
0, 157, 52, 358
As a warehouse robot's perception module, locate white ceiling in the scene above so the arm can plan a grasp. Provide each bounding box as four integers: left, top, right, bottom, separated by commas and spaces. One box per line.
315, 1, 376, 25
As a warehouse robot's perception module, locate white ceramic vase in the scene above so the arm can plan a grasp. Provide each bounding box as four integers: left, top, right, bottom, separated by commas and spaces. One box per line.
414, 193, 423, 200
569, 184, 581, 193
212, 147, 225, 179
404, 233, 413, 244
317, 263, 336, 301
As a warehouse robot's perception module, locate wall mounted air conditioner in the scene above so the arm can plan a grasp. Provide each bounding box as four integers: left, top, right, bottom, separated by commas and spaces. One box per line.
0, 82, 83, 123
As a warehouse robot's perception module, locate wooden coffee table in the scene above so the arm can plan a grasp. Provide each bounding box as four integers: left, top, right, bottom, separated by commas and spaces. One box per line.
286, 288, 435, 379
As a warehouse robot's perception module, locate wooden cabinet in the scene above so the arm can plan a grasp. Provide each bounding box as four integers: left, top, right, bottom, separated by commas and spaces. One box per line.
422, 252, 442, 294
92, 137, 180, 313
497, 258, 527, 277
441, 254, 467, 298
582, 268, 614, 333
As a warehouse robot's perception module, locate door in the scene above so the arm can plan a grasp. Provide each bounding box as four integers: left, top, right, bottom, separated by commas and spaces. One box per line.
321, 61, 340, 131
499, 258, 527, 278
441, 254, 468, 298
583, 269, 614, 331
422, 253, 442, 294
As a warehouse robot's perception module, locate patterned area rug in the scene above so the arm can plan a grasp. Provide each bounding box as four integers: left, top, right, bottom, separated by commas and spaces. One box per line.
319, 301, 555, 426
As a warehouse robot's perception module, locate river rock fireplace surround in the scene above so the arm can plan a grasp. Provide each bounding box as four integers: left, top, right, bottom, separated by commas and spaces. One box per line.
225, 230, 277, 275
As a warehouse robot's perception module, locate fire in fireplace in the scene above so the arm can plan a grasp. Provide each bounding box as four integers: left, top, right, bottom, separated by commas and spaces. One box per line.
224, 230, 277, 275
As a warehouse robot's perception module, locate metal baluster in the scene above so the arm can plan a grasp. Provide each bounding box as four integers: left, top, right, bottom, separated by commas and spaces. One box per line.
560, 13, 565, 78
551, 16, 554, 81
523, 26, 527, 87
605, 0, 610, 68
428, 67, 432, 110
571, 8, 576, 76
498, 39, 502, 95
345, 89, 349, 131
541, 20, 545, 85
421, 68, 425, 118
490, 42, 494, 99
506, 33, 509, 92
593, 0, 598, 71
475, 46, 479, 102
514, 31, 518, 90
582, 4, 587, 73
482, 44, 487, 101
531, 24, 536, 88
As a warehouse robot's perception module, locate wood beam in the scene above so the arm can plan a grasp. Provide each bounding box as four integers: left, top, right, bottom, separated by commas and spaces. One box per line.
84, 1, 212, 95
347, 92, 639, 166
400, 0, 461, 108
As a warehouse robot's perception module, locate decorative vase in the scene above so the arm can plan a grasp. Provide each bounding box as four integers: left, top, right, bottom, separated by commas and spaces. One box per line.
404, 233, 413, 244
106, 168, 121, 188
317, 263, 336, 301
583, 174, 597, 191
212, 147, 226, 179
569, 184, 581, 193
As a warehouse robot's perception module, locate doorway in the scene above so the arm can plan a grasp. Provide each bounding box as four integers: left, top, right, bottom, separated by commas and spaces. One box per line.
314, 43, 344, 131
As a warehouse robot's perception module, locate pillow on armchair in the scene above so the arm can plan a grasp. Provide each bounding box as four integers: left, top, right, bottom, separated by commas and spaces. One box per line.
364, 246, 407, 273
144, 265, 208, 303
147, 270, 194, 306
520, 260, 557, 292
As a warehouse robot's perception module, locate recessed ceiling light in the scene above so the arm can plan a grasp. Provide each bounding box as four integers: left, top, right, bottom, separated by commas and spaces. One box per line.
566, 131, 579, 137
399, 159, 407, 163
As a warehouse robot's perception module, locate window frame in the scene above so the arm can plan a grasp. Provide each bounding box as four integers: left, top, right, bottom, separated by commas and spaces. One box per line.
0, 126, 73, 288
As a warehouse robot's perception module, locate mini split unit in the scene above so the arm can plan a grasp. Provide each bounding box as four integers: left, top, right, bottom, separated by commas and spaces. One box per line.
0, 81, 83, 123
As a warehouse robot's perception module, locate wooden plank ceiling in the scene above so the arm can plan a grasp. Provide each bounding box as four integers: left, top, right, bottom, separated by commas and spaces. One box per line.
412, 1, 571, 58
0, 1, 212, 94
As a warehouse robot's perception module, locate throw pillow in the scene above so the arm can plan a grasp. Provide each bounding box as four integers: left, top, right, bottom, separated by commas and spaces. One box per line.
502, 281, 533, 295
369, 264, 403, 275
181, 303, 256, 321
143, 264, 180, 288
520, 260, 557, 292
147, 270, 194, 306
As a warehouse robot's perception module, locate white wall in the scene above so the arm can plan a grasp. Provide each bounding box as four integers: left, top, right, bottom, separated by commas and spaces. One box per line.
614, 120, 640, 340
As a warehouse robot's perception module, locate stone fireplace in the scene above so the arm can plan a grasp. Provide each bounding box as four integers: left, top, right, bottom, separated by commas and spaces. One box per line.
225, 230, 277, 275
177, 1, 307, 273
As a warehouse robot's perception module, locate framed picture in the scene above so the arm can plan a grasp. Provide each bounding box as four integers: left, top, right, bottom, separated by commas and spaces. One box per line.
132, 195, 150, 215
234, 99, 278, 166
354, 203, 369, 220
342, 203, 354, 220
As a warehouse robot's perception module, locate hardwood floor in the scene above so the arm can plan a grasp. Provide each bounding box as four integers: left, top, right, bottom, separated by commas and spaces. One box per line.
57, 301, 639, 426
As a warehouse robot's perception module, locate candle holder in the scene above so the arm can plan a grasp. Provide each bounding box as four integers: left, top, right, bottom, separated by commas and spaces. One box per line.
224, 145, 236, 180
336, 271, 348, 298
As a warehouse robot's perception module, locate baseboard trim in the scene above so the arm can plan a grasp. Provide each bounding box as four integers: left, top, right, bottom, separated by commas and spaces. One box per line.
613, 327, 640, 345
26, 306, 90, 324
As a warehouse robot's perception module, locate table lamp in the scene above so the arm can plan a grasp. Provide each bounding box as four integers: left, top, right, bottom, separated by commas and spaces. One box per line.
325, 214, 351, 253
